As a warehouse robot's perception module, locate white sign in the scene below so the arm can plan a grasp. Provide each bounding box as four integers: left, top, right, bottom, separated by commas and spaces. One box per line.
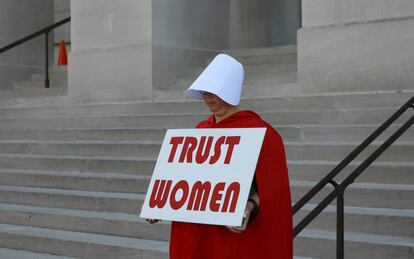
140, 128, 266, 226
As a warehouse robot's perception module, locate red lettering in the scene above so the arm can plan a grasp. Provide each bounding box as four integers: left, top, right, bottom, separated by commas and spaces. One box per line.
209, 182, 225, 212
187, 181, 211, 211
224, 136, 240, 164
195, 136, 213, 164
179, 137, 197, 163
209, 136, 226, 164
168, 136, 241, 165
170, 180, 189, 210
149, 179, 172, 208
221, 182, 240, 213
168, 137, 184, 162
149, 180, 241, 213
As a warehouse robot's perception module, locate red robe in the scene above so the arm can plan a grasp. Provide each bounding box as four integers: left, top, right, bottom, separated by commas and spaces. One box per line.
170, 110, 293, 259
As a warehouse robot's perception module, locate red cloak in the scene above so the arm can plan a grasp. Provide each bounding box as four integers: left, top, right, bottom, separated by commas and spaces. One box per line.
169, 110, 293, 259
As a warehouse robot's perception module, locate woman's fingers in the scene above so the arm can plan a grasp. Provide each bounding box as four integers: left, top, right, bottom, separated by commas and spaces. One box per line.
145, 218, 160, 224
226, 210, 250, 234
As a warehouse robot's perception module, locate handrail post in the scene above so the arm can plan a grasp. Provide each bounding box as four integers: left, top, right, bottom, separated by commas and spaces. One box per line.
329, 180, 344, 259
337, 190, 344, 259
44, 30, 50, 88
299, 0, 302, 28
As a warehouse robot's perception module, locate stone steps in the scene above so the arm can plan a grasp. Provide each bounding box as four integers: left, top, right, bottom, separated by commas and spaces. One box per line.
13, 79, 67, 90
0, 44, 412, 258
288, 162, 414, 184
154, 83, 300, 101
12, 67, 68, 91
0, 202, 412, 242
0, 128, 167, 142
0, 223, 168, 259
291, 181, 414, 210
0, 156, 412, 188
0, 185, 144, 214
225, 44, 298, 57
0, 88, 68, 106
0, 90, 410, 117
295, 229, 414, 259
188, 62, 298, 80
0, 140, 412, 163
0, 124, 412, 142
0, 154, 155, 174
0, 107, 410, 129
0, 222, 322, 258
0, 154, 412, 181
31, 70, 67, 81
0, 211, 412, 258
153, 45, 296, 93
0, 203, 169, 241
174, 71, 298, 91
0, 177, 411, 214
0, 170, 151, 193
223, 52, 297, 66
0, 247, 77, 259
296, 204, 414, 238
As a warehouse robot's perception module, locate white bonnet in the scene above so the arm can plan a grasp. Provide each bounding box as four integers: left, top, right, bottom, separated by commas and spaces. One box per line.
186, 53, 244, 106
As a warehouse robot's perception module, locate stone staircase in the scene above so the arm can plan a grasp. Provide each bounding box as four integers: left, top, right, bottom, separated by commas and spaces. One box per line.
0, 45, 413, 258
154, 45, 299, 101
12, 43, 70, 91
12, 66, 67, 91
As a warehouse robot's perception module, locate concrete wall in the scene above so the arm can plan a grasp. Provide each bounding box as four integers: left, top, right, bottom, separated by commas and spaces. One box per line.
268, 0, 300, 45
298, 0, 414, 93
54, 0, 71, 44
152, 0, 229, 90
69, 0, 301, 102
229, 0, 269, 48
0, 0, 54, 90
69, 0, 153, 103
229, 0, 300, 48
303, 0, 414, 27
70, 0, 230, 101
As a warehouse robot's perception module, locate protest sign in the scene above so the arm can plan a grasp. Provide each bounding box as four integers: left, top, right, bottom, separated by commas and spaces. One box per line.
140, 128, 266, 226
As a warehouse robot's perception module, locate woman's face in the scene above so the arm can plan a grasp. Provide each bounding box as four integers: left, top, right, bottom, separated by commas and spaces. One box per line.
202, 92, 232, 117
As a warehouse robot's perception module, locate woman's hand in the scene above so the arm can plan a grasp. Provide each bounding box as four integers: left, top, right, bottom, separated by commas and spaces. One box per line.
145, 218, 160, 224
226, 200, 255, 234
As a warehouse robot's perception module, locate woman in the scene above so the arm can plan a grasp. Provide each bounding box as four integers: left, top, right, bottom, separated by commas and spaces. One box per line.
148, 54, 293, 259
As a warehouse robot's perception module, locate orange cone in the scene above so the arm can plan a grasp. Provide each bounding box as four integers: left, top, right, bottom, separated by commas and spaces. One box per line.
57, 40, 68, 66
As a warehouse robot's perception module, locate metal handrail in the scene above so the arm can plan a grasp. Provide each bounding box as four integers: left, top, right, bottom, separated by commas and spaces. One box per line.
293, 96, 414, 259
0, 17, 71, 88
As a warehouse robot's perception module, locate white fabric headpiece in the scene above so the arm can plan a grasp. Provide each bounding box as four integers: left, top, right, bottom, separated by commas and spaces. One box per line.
186, 53, 244, 106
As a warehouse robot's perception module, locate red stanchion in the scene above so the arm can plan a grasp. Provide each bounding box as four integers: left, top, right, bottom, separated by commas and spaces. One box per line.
57, 40, 68, 66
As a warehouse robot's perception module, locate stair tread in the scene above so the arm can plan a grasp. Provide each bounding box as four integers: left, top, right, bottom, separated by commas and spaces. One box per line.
0, 168, 150, 179
298, 229, 414, 247
0, 223, 168, 252
0, 247, 77, 259
292, 180, 414, 191
0, 139, 412, 146
1, 153, 413, 166
0, 185, 146, 199
300, 203, 414, 217
0, 203, 150, 223
224, 44, 297, 57
1, 202, 412, 221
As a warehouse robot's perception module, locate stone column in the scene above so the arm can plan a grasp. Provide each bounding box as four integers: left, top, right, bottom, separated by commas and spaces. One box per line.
152, 0, 229, 91
298, 0, 414, 93
69, 0, 152, 103
229, 0, 269, 48
0, 0, 54, 90
268, 0, 300, 46
69, 0, 230, 103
